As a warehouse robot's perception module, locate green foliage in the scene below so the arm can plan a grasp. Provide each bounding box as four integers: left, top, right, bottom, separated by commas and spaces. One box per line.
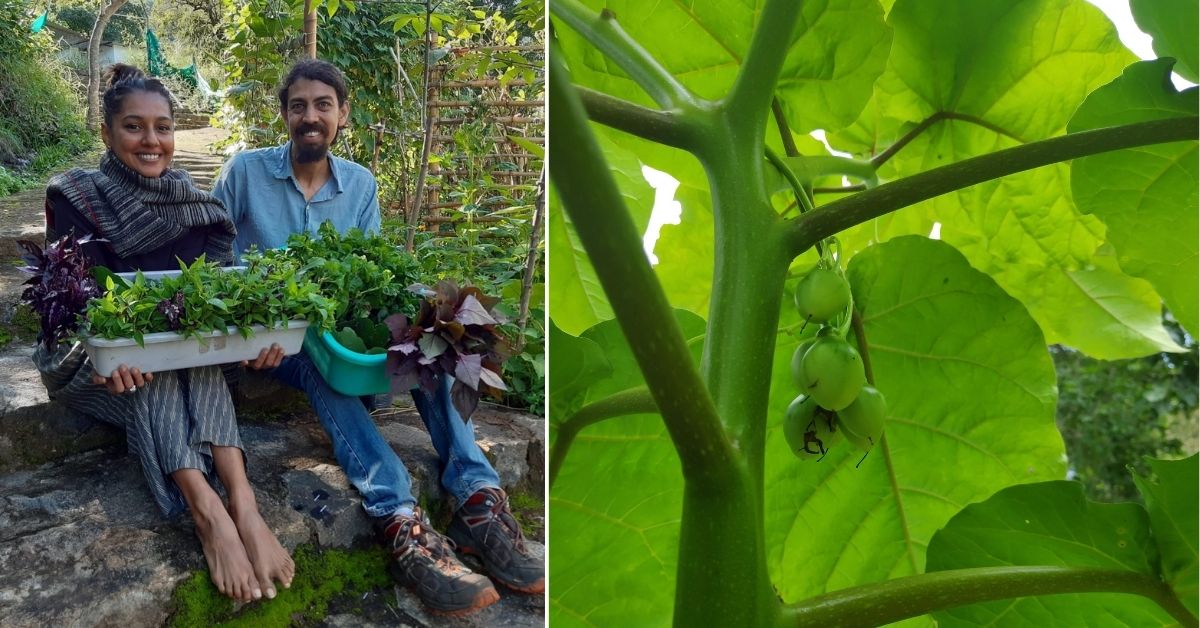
549, 0, 1199, 625
252, 222, 422, 333
169, 544, 390, 627
0, 0, 92, 192
84, 256, 336, 343
927, 460, 1198, 625
53, 3, 147, 46
1132, 456, 1200, 615
1053, 317, 1197, 502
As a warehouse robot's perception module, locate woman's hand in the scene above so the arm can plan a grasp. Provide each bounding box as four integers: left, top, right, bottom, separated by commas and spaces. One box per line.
92, 365, 153, 395
242, 344, 285, 370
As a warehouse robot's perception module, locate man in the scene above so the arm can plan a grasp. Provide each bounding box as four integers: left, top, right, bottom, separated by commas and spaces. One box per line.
212, 58, 543, 615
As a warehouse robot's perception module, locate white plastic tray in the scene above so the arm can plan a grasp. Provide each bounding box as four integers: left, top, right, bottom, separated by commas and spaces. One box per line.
83, 321, 308, 374
114, 267, 247, 283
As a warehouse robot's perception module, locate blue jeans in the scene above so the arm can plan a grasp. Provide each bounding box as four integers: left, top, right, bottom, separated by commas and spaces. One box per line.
270, 352, 501, 518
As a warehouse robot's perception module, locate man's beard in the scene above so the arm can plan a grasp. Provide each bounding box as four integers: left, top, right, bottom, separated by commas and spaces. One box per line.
293, 122, 331, 164
294, 141, 328, 164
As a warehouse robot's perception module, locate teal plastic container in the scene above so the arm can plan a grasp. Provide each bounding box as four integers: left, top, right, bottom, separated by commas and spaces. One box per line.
302, 326, 390, 395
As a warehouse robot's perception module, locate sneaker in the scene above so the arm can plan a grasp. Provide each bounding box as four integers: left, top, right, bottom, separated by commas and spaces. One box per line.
380, 508, 500, 615
447, 487, 545, 594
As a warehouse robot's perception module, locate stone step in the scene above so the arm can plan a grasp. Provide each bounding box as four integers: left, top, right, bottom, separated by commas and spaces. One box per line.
0, 400, 545, 627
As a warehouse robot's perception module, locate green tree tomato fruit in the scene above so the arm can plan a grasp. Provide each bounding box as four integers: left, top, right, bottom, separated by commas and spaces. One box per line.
799, 336, 866, 411
789, 337, 817, 388
839, 385, 887, 452
794, 268, 851, 324
783, 394, 842, 460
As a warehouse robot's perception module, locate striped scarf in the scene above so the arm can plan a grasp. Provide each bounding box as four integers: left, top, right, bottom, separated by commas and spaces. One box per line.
46, 150, 236, 264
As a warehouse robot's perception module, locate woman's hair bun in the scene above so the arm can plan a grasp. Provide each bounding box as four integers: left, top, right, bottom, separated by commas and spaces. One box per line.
103, 63, 146, 90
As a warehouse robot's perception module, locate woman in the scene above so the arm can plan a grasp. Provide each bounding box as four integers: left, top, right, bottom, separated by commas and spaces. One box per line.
34, 64, 293, 602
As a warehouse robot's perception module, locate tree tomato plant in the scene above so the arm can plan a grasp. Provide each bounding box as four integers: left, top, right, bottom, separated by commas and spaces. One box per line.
547, 0, 1198, 625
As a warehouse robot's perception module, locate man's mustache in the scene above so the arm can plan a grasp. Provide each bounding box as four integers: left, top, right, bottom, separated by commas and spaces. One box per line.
295, 122, 327, 136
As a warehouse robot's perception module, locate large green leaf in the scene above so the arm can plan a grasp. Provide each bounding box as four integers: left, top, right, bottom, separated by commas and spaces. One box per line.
549, 310, 706, 626
775, 0, 892, 133
1130, 0, 1199, 81
1133, 455, 1200, 616
1069, 59, 1199, 337
548, 133, 655, 335
548, 318, 612, 424
554, 0, 889, 132
926, 481, 1175, 626
766, 236, 1064, 604
825, 0, 1183, 359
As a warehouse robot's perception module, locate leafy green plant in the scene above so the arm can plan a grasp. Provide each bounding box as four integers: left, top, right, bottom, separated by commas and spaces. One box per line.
84, 256, 335, 345
548, 0, 1198, 625
0, 0, 92, 192
250, 222, 422, 345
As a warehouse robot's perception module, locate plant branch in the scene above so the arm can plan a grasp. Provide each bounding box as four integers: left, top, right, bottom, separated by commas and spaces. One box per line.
780, 566, 1198, 627
787, 116, 1199, 256
725, 0, 804, 140
550, 0, 694, 109
579, 87, 699, 150
766, 147, 815, 214
549, 48, 739, 485
814, 185, 867, 195
871, 111, 1025, 168
771, 98, 800, 156
549, 387, 657, 488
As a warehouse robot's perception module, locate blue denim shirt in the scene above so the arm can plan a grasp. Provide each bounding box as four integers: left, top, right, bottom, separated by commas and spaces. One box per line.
211, 142, 381, 257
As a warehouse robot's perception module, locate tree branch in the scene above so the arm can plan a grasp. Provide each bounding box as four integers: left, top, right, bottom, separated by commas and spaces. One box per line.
579, 87, 699, 150
549, 47, 739, 486
549, 387, 657, 488
550, 0, 695, 109
779, 566, 1198, 627
787, 116, 1200, 256
725, 0, 804, 139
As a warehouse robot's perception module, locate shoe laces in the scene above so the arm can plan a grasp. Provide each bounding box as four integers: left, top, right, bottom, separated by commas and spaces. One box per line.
386, 509, 466, 574
464, 489, 528, 553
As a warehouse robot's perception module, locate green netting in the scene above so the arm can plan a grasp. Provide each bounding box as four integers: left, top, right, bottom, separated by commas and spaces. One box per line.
146, 29, 203, 89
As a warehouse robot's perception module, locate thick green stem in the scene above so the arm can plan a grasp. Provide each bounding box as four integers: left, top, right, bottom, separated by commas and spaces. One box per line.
549, 48, 735, 486
578, 87, 699, 149
549, 387, 656, 489
724, 0, 804, 142
552, 51, 769, 624
780, 566, 1199, 627
550, 0, 694, 109
787, 116, 1200, 255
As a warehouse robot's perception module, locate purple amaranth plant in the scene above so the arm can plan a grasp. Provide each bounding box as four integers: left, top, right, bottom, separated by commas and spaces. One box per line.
17, 234, 103, 350
384, 280, 512, 420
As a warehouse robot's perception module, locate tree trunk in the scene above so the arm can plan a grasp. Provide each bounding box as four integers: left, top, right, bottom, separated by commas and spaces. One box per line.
86, 0, 130, 130
405, 7, 436, 253
303, 0, 317, 58
515, 167, 545, 352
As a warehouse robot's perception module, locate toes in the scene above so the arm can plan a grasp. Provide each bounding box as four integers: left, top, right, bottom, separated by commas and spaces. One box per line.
257, 572, 275, 599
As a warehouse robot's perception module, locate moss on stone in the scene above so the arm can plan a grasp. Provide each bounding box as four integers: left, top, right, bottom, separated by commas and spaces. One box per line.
168, 544, 390, 628
507, 489, 545, 539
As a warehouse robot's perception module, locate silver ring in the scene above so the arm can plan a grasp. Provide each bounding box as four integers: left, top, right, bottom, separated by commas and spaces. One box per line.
127, 385, 137, 394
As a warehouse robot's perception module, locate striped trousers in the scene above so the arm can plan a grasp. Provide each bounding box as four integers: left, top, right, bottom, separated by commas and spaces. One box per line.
35, 342, 243, 518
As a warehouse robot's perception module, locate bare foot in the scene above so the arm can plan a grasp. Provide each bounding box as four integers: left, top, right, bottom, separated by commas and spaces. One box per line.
231, 500, 294, 599
192, 494, 259, 602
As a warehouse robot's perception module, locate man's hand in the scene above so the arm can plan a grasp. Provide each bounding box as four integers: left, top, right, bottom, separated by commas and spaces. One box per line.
243, 343, 285, 370
92, 364, 153, 395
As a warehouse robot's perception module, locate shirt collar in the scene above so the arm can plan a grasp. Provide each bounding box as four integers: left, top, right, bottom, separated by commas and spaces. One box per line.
273, 141, 344, 194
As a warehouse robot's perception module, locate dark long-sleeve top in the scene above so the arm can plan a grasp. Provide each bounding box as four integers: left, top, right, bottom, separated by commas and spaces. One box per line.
46, 191, 214, 272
